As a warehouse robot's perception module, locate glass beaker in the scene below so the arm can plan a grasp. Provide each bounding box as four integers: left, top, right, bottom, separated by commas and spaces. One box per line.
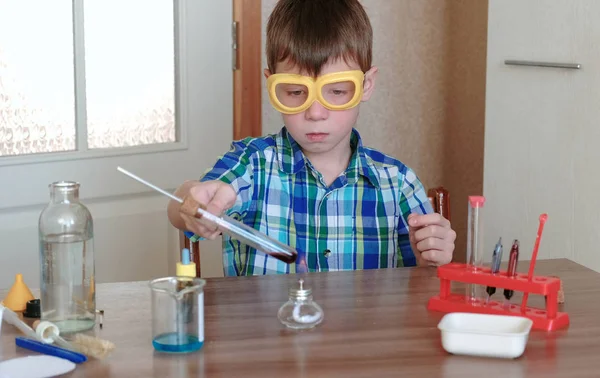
150, 277, 206, 353
38, 181, 96, 334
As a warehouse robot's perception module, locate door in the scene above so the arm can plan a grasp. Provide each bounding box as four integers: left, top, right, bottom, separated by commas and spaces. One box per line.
0, 0, 233, 288
483, 0, 600, 270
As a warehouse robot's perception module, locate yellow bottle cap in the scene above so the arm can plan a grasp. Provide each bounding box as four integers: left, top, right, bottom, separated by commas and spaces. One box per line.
176, 262, 197, 278
176, 248, 196, 277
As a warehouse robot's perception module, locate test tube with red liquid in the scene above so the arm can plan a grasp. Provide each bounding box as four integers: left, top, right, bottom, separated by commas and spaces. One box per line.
466, 196, 485, 304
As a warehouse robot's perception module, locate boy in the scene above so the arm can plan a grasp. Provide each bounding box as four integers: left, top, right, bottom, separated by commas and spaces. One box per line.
168, 0, 456, 276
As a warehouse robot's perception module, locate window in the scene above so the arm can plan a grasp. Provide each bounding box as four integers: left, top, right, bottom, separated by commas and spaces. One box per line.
0, 0, 233, 211
0, 0, 176, 160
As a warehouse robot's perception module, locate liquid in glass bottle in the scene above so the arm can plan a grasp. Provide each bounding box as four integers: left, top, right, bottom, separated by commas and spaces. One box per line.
38, 182, 96, 333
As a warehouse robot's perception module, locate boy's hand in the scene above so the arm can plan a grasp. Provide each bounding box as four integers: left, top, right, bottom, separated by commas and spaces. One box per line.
180, 180, 237, 240
408, 213, 456, 267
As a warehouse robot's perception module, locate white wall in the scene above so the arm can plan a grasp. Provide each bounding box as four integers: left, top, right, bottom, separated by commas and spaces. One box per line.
483, 0, 600, 271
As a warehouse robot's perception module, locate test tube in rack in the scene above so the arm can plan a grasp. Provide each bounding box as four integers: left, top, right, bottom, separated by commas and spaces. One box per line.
465, 196, 485, 304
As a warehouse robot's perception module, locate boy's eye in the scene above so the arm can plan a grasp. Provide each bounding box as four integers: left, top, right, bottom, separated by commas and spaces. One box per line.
277, 84, 307, 96
331, 89, 348, 96
321, 81, 356, 105
275, 83, 308, 107
322, 82, 355, 95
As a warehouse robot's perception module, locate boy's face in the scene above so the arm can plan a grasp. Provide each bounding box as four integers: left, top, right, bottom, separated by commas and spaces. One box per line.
264, 59, 378, 157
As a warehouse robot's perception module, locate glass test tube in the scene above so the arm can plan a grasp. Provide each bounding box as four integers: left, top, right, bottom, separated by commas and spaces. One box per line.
465, 196, 485, 305
199, 210, 298, 264
116, 167, 298, 264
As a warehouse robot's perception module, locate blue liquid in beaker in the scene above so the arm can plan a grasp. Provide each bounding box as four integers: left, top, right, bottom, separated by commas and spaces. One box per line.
152, 333, 204, 353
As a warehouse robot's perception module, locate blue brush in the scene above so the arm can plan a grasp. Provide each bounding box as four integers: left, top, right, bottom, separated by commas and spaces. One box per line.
15, 337, 87, 364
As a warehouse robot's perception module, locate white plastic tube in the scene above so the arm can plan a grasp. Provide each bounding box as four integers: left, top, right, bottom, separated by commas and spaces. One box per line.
0, 305, 80, 352
0, 304, 41, 341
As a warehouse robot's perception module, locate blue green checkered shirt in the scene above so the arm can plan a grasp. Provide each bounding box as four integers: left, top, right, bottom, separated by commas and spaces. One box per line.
189, 127, 433, 276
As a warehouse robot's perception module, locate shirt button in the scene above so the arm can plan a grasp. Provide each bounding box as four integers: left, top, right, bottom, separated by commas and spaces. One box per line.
323, 249, 331, 258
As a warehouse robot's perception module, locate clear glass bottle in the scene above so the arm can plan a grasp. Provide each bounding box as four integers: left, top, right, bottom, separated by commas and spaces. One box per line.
38, 182, 95, 334
278, 279, 323, 330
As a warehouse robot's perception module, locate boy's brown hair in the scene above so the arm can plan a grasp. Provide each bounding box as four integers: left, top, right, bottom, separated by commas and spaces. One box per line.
266, 0, 373, 77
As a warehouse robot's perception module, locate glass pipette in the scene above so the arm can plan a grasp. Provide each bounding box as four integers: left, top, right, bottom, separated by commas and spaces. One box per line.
117, 167, 298, 264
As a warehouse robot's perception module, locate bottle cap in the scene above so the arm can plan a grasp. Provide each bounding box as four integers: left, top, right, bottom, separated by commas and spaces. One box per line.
33, 320, 59, 343
176, 248, 196, 278
1, 274, 35, 312
289, 279, 312, 299
23, 299, 41, 318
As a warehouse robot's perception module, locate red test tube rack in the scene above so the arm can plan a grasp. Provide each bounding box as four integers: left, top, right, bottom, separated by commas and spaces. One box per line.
427, 263, 570, 331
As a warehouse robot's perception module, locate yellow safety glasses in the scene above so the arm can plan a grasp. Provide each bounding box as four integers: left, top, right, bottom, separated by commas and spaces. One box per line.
266, 70, 365, 115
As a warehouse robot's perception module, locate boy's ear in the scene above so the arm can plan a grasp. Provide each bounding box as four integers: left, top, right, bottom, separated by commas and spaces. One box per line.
264, 69, 271, 79
361, 66, 378, 102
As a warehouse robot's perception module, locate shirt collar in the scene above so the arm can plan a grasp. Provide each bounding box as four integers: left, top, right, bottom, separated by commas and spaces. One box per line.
275, 127, 381, 188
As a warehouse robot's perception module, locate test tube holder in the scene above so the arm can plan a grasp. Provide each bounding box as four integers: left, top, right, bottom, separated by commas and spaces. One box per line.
427, 262, 570, 331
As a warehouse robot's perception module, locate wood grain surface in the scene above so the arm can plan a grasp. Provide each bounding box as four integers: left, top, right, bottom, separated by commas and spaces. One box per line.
1, 258, 598, 377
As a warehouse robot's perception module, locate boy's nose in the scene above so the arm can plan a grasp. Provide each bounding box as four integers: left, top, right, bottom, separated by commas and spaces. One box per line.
304, 100, 328, 121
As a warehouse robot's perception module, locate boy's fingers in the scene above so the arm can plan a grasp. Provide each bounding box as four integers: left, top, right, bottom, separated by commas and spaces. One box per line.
408, 213, 450, 228
420, 249, 452, 265
206, 184, 237, 216
189, 180, 231, 203
183, 181, 236, 238
408, 213, 455, 266
205, 230, 223, 240
199, 223, 219, 235
412, 225, 451, 243
416, 237, 446, 253
409, 231, 416, 245
190, 182, 213, 204
183, 214, 218, 235
189, 181, 236, 216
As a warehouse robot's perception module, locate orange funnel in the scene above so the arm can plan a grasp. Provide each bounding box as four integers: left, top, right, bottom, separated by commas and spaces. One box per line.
1, 274, 35, 312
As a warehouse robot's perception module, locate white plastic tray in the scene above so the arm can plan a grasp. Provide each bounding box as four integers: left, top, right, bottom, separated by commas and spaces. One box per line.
437, 312, 533, 359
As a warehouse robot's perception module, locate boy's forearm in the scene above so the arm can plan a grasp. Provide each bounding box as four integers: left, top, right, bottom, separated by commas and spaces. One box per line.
167, 180, 199, 230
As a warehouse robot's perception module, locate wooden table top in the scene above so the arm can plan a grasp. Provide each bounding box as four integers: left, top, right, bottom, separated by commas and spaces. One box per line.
1, 258, 599, 377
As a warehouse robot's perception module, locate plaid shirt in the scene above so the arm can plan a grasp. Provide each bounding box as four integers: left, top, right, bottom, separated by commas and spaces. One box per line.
189, 127, 433, 276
